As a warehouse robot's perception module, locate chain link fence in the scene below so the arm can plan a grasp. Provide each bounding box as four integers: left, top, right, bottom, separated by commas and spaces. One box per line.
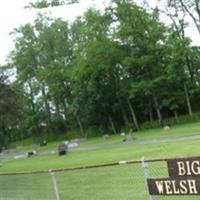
0, 158, 199, 200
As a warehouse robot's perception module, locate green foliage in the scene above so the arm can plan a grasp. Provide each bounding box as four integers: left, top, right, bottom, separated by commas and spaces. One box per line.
140, 112, 200, 130
3, 0, 200, 143
3, 121, 200, 199
0, 74, 22, 146
26, 0, 79, 9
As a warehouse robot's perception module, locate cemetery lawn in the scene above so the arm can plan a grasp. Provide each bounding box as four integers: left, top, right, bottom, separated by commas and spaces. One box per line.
1, 122, 200, 199
12, 121, 200, 153
1, 122, 200, 173
0, 164, 157, 200
0, 138, 200, 173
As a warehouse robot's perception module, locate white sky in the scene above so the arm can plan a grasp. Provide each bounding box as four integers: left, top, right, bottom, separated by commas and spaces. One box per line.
0, 0, 200, 65
0, 0, 107, 65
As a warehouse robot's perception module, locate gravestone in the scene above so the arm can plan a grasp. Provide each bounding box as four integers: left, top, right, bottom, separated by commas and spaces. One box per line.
103, 134, 109, 139
58, 143, 68, 156
163, 125, 170, 131
27, 150, 37, 158
40, 140, 47, 146
120, 132, 126, 137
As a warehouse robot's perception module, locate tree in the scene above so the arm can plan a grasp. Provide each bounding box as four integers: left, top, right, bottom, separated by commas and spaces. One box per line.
5, 0, 200, 142
26, 0, 79, 9
168, 0, 200, 34
70, 9, 125, 134
0, 73, 21, 145
161, 0, 197, 116
112, 0, 169, 124
10, 15, 73, 136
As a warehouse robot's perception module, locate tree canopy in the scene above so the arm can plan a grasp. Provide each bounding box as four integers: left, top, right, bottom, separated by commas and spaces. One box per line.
1, 0, 200, 143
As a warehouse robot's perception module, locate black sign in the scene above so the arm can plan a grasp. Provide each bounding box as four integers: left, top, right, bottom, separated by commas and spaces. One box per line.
147, 157, 200, 196
148, 177, 200, 195
167, 157, 200, 177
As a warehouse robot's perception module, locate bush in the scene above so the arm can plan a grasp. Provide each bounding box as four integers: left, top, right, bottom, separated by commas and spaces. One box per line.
139, 112, 200, 130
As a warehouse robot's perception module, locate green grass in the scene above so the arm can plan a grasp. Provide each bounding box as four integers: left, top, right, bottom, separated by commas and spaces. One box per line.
57, 165, 146, 200
1, 134, 200, 173
1, 162, 199, 199
1, 121, 200, 199
11, 121, 200, 154
134, 122, 200, 140
2, 121, 200, 173
0, 164, 148, 200
78, 134, 122, 147
0, 173, 54, 200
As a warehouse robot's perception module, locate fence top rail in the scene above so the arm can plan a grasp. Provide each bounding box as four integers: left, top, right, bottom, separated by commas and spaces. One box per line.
0, 156, 198, 176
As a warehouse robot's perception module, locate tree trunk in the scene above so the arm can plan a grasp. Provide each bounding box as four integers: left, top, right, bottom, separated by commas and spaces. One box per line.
186, 56, 194, 82
122, 109, 129, 126
174, 110, 178, 122
128, 100, 139, 131
41, 86, 52, 133
62, 100, 68, 122
76, 115, 84, 136
184, 83, 193, 116
42, 87, 51, 118
153, 94, 162, 123
149, 107, 153, 123
109, 115, 117, 134
55, 101, 61, 119
27, 81, 35, 113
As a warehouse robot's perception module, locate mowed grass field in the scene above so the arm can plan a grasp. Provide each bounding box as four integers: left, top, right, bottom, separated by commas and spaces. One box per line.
1, 122, 200, 199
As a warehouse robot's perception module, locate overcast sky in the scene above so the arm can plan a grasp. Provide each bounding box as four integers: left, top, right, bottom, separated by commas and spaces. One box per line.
0, 0, 200, 65
0, 0, 108, 65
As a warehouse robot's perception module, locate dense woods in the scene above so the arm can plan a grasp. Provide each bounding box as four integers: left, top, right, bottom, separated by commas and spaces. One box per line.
1, 0, 200, 144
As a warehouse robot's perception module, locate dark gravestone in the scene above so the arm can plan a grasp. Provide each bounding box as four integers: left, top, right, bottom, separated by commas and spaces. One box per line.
27, 150, 37, 158
58, 143, 68, 156
40, 140, 47, 146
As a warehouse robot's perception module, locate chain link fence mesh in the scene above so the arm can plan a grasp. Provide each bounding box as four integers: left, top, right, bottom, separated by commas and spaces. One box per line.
0, 173, 54, 200
0, 158, 199, 200
147, 161, 200, 200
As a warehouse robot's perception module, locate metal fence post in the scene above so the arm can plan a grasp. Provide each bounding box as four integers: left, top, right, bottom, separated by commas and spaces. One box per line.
49, 171, 60, 200
141, 157, 154, 200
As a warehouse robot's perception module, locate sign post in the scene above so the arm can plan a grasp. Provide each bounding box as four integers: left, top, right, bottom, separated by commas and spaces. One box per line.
49, 171, 60, 200
141, 157, 154, 200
